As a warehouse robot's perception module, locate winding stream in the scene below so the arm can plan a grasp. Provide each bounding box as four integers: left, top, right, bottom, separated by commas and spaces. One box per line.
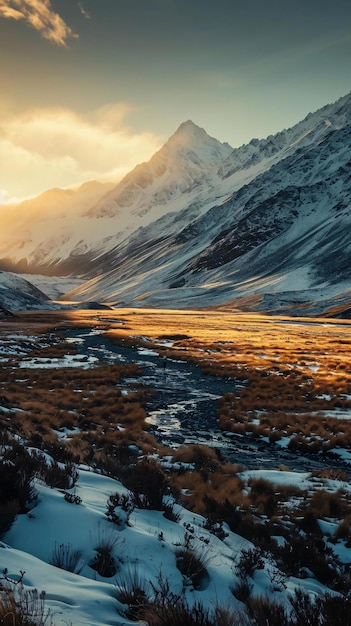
64, 327, 350, 473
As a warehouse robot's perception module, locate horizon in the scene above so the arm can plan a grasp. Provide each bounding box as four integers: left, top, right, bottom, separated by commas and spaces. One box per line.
1, 0, 351, 202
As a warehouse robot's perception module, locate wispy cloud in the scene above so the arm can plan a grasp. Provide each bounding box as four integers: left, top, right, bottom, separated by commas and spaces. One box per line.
78, 1, 90, 20
0, 104, 162, 200
0, 0, 77, 46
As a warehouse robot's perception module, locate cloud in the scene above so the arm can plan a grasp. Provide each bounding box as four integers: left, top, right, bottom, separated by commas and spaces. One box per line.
78, 1, 90, 19
0, 0, 77, 46
0, 104, 162, 200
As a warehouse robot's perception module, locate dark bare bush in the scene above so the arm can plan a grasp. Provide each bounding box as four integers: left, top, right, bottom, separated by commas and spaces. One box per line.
162, 499, 182, 523
231, 575, 253, 603
248, 477, 278, 516
203, 515, 228, 541
50, 542, 83, 574
98, 444, 139, 470
274, 534, 338, 586
296, 510, 322, 535
0, 500, 20, 538
145, 597, 215, 626
89, 525, 122, 577
174, 539, 211, 590
289, 588, 320, 626
0, 441, 38, 514
123, 458, 169, 510
317, 593, 351, 625
247, 595, 287, 626
115, 567, 151, 621
39, 460, 79, 490
236, 547, 264, 579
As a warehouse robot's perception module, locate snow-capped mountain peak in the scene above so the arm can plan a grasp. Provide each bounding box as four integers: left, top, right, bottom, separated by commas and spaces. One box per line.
1, 91, 351, 316
84, 120, 232, 221
162, 119, 232, 160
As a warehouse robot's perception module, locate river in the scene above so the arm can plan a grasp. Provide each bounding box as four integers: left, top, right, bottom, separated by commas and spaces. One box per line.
63, 327, 350, 473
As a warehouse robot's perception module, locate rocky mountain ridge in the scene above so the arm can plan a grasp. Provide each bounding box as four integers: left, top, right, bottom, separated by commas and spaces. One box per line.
1, 91, 351, 314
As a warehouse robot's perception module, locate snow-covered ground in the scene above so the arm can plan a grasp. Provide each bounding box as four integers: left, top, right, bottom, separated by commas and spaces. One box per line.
2, 465, 344, 626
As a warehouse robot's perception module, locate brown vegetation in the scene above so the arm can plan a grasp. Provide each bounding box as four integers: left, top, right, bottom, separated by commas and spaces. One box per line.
2, 309, 351, 603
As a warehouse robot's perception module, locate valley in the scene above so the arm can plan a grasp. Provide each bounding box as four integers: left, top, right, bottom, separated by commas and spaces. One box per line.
2, 308, 351, 624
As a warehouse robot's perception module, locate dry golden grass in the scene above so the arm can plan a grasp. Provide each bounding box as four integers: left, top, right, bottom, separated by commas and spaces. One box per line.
2, 308, 351, 457
6, 308, 351, 384
170, 468, 245, 513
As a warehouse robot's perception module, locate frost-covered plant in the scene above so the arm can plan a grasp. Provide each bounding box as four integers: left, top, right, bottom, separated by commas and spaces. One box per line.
0, 583, 53, 626
105, 492, 134, 528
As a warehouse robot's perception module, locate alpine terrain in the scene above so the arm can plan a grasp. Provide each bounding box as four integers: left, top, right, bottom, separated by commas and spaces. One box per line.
1, 92, 351, 315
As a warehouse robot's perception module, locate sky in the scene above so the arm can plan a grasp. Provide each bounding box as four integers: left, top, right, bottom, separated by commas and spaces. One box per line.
0, 0, 351, 201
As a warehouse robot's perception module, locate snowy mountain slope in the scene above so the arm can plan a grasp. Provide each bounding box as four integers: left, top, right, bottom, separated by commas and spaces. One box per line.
0, 123, 233, 274
0, 270, 55, 310
87, 120, 233, 219
1, 92, 347, 277
1, 92, 351, 312
218, 90, 351, 179
0, 181, 115, 274
64, 95, 351, 313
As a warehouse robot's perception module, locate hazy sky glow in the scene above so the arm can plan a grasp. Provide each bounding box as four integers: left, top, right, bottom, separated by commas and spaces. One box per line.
1, 0, 351, 200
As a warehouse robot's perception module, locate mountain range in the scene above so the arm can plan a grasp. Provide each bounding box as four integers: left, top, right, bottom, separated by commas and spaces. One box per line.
1, 92, 351, 315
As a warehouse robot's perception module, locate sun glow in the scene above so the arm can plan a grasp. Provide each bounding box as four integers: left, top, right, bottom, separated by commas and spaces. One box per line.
0, 105, 161, 201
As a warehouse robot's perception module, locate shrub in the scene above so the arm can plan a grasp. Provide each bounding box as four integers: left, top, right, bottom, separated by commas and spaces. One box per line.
174, 540, 211, 590
39, 461, 79, 490
231, 575, 253, 603
317, 593, 351, 625
123, 458, 169, 510
213, 605, 250, 626
203, 515, 228, 541
145, 597, 215, 626
0, 500, 20, 538
248, 477, 278, 516
115, 567, 151, 621
296, 510, 321, 535
289, 588, 320, 626
247, 595, 288, 625
335, 516, 351, 545
310, 489, 348, 518
0, 583, 53, 626
274, 535, 338, 585
50, 542, 83, 574
89, 525, 122, 577
312, 468, 349, 482
0, 442, 38, 513
172, 445, 220, 473
105, 492, 134, 528
236, 547, 264, 579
